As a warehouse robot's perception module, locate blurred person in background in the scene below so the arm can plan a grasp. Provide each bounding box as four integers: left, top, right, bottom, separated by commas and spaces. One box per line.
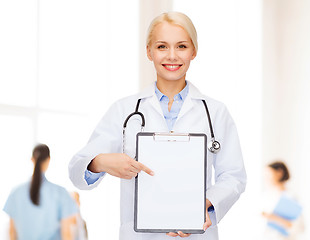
262, 161, 304, 240
3, 144, 78, 240
70, 192, 88, 240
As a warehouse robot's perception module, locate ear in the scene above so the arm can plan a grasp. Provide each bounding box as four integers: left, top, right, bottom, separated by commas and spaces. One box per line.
146, 45, 153, 61
191, 49, 197, 60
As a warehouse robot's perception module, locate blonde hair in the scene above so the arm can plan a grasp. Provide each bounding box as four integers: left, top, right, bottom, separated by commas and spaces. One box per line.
146, 12, 198, 53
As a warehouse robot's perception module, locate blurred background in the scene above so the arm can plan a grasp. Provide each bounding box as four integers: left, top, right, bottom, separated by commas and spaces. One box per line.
0, 0, 309, 239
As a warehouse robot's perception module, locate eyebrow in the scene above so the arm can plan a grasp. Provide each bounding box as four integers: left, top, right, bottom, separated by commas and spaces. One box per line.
155, 40, 189, 44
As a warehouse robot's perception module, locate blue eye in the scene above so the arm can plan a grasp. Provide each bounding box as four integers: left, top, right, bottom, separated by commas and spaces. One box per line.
157, 45, 166, 49
178, 45, 187, 49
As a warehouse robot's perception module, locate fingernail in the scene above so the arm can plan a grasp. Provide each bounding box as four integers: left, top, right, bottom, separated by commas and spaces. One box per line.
150, 171, 155, 176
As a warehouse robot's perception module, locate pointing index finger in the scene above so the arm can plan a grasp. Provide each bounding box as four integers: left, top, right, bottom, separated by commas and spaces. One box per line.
137, 162, 154, 176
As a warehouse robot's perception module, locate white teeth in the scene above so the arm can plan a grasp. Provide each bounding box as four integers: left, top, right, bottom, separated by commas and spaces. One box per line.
164, 65, 180, 69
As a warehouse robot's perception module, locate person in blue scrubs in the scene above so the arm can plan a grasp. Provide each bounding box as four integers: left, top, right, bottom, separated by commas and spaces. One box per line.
3, 144, 78, 240
261, 161, 304, 239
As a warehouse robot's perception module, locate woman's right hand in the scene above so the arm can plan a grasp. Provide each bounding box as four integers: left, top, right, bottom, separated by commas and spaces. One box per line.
87, 153, 154, 179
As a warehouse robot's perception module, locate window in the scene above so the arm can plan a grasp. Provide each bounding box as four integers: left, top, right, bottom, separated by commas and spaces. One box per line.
0, 1, 139, 239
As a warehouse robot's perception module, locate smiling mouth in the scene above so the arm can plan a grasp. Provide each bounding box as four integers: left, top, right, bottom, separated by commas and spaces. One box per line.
162, 64, 182, 71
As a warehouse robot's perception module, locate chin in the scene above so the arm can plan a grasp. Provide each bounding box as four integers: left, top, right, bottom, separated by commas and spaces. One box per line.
159, 75, 186, 82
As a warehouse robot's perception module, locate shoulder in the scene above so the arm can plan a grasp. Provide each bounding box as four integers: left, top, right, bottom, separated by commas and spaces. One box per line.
45, 180, 67, 192
7, 181, 30, 198
110, 83, 155, 113
118, 83, 155, 104
188, 81, 229, 115
204, 95, 227, 112
98, 94, 142, 126
44, 180, 78, 217
114, 94, 140, 109
188, 82, 236, 132
44, 180, 76, 206
282, 190, 302, 203
44, 180, 70, 196
4, 182, 30, 215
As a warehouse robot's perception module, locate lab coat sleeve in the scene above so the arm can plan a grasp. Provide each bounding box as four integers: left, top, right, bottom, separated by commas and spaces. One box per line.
206, 105, 247, 224
69, 101, 123, 190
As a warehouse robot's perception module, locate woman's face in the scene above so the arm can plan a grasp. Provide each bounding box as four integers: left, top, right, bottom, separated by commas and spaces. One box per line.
147, 22, 196, 83
265, 167, 282, 185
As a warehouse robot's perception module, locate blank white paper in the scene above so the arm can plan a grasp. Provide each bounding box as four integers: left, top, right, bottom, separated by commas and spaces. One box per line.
135, 133, 206, 232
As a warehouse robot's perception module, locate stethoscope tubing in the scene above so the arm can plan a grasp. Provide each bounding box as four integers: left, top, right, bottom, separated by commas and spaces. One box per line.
123, 98, 221, 154
123, 99, 145, 129
202, 100, 214, 139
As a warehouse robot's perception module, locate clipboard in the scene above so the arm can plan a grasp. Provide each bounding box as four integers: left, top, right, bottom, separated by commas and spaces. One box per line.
134, 132, 207, 234
267, 195, 302, 236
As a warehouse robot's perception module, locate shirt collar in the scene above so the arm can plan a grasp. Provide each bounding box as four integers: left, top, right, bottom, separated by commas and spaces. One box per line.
155, 81, 189, 101
42, 174, 47, 182
137, 80, 205, 100
178, 82, 189, 100
155, 83, 165, 101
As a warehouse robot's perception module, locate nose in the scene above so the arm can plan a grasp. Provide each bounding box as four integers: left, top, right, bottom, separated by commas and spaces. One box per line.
167, 48, 177, 61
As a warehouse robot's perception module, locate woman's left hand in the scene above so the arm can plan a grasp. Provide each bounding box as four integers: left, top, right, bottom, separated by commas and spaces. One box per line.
166, 231, 191, 238
166, 199, 213, 238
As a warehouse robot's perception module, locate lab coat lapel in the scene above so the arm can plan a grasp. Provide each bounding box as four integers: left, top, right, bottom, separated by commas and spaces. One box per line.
137, 82, 164, 118
177, 93, 194, 120
149, 95, 164, 116
137, 81, 205, 125
177, 81, 205, 120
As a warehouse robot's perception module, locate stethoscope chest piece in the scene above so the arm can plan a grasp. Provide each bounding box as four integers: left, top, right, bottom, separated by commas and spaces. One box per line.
207, 138, 221, 154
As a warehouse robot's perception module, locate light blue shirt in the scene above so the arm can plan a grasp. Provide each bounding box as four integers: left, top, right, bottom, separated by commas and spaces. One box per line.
155, 82, 188, 131
3, 176, 78, 240
84, 82, 189, 185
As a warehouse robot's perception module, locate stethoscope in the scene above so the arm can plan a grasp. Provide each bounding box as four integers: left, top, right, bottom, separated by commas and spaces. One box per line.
123, 98, 221, 154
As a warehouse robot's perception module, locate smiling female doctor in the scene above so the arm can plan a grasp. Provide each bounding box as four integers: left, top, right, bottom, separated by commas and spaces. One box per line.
69, 12, 246, 240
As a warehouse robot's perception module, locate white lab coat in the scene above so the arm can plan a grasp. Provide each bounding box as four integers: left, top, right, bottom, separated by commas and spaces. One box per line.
69, 81, 247, 240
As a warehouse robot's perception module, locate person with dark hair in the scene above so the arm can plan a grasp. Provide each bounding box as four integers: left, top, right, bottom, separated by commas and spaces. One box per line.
262, 160, 304, 240
3, 144, 78, 240
267, 161, 290, 184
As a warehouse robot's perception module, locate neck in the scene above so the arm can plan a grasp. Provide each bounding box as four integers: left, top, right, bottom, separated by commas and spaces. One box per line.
274, 182, 286, 191
156, 78, 186, 100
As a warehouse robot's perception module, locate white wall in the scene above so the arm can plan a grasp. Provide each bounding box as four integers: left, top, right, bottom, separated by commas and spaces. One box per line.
139, 0, 173, 88
263, 0, 310, 239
